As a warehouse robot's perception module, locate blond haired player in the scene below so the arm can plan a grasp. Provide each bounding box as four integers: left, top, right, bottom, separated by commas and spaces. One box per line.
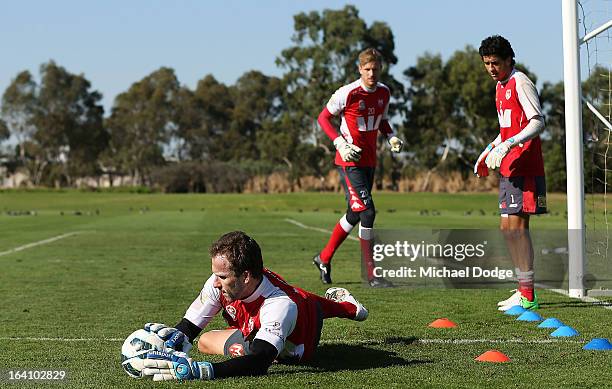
313, 48, 404, 288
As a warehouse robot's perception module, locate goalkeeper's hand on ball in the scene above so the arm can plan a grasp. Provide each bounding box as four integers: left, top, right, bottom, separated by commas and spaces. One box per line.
485, 137, 515, 170
387, 136, 404, 153
333, 136, 362, 162
144, 323, 192, 354
141, 351, 213, 381
473, 143, 493, 177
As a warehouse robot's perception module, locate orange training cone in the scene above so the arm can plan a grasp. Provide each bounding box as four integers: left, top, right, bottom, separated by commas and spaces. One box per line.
428, 318, 458, 328
475, 350, 510, 363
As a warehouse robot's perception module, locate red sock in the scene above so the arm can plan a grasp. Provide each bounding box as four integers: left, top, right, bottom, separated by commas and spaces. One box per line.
359, 226, 375, 281
303, 291, 356, 319
320, 215, 354, 263
517, 270, 535, 301
519, 286, 534, 301
360, 239, 376, 281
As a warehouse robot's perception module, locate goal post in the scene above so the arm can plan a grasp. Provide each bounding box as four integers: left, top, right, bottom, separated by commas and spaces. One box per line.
562, 0, 612, 298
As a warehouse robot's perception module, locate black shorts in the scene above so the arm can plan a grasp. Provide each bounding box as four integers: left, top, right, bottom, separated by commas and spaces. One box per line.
338, 166, 375, 213
499, 176, 547, 215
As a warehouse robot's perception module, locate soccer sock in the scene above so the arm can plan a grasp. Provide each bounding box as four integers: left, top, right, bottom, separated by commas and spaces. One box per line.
514, 267, 520, 290
359, 225, 375, 281
517, 270, 535, 301
320, 215, 355, 264
303, 291, 356, 319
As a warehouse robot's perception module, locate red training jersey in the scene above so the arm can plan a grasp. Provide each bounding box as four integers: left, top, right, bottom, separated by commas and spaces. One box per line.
326, 79, 392, 167
496, 70, 545, 177
183, 268, 321, 362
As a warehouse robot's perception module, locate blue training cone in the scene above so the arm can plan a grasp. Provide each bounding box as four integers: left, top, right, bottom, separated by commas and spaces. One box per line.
583, 338, 612, 350
538, 318, 565, 329
504, 305, 527, 316
516, 311, 543, 322
550, 325, 579, 337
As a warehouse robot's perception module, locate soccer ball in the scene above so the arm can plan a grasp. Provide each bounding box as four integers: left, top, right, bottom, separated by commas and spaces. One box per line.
121, 328, 165, 360
121, 328, 165, 378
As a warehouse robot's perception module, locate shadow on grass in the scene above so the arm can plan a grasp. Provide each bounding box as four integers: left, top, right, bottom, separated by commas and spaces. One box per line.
540, 300, 612, 309
333, 281, 364, 286
274, 337, 431, 374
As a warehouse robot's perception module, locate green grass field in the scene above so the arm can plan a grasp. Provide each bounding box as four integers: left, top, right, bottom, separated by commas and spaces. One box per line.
0, 191, 611, 388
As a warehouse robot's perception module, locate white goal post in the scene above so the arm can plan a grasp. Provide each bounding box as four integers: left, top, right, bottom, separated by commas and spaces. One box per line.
562, 0, 612, 298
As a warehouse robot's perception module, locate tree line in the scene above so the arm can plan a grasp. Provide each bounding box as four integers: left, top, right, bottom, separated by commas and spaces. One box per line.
0, 5, 607, 193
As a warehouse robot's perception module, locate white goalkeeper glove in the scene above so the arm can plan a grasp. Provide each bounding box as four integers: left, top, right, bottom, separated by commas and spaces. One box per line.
141, 351, 214, 381
485, 137, 516, 170
388, 136, 404, 153
333, 136, 362, 162
144, 323, 192, 354
474, 143, 493, 178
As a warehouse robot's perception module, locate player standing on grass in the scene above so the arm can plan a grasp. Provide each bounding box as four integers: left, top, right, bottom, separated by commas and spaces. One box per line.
312, 48, 404, 288
474, 35, 547, 310
126, 231, 368, 381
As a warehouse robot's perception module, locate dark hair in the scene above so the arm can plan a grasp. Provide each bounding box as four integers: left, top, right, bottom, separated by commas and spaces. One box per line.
479, 35, 515, 66
209, 231, 263, 279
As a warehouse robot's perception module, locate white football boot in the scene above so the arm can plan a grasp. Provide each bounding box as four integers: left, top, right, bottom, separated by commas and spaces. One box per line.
497, 289, 520, 306
497, 289, 523, 311
325, 287, 368, 321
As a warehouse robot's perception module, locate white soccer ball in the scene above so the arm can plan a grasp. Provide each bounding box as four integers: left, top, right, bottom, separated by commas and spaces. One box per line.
121, 328, 165, 378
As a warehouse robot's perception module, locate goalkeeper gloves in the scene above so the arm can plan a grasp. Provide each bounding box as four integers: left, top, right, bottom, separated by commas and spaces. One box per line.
388, 136, 404, 153
144, 323, 192, 354
333, 136, 362, 162
141, 351, 214, 381
474, 143, 493, 178
485, 137, 515, 170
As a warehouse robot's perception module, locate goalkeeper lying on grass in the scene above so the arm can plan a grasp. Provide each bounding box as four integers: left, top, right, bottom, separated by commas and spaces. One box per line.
124, 231, 368, 381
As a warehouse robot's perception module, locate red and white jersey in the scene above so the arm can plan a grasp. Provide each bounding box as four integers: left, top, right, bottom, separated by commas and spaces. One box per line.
496, 70, 545, 177
183, 269, 320, 361
326, 79, 392, 167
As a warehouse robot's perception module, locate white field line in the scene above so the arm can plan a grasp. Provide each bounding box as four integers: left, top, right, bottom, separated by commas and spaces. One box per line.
0, 232, 83, 258
284, 218, 359, 242
0, 337, 123, 342
415, 338, 583, 344
285, 219, 612, 310
0, 337, 584, 345
321, 338, 584, 345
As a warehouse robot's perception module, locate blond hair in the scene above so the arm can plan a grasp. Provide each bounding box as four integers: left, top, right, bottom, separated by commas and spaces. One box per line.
358, 48, 383, 67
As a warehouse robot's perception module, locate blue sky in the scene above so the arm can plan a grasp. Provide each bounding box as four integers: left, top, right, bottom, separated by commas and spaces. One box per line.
0, 1, 570, 112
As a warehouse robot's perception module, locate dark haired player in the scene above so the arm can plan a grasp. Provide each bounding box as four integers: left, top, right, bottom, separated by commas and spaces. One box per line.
474, 35, 546, 310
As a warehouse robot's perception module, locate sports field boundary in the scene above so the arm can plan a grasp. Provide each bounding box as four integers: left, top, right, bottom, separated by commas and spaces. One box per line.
0, 232, 83, 258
